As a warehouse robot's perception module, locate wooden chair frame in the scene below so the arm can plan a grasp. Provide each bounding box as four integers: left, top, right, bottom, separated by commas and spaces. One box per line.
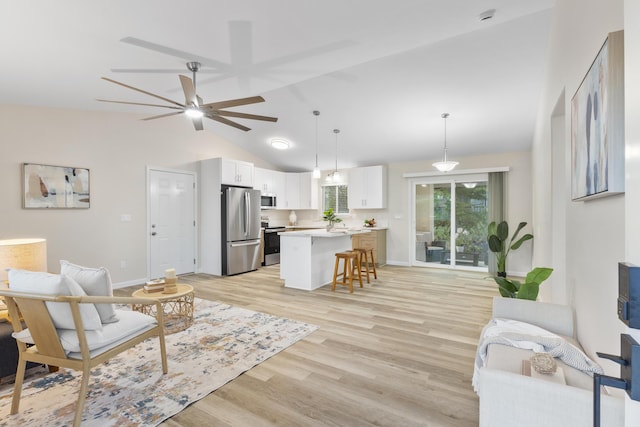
0, 288, 168, 427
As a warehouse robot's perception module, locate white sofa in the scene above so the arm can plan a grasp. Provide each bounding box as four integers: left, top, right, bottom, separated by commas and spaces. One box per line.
476, 297, 624, 427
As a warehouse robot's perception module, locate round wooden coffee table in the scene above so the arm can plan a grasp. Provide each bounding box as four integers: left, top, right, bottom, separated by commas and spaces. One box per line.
132, 284, 194, 334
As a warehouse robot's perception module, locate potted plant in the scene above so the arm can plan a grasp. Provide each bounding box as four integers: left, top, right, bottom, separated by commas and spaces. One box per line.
487, 221, 533, 277
493, 267, 553, 300
323, 208, 342, 231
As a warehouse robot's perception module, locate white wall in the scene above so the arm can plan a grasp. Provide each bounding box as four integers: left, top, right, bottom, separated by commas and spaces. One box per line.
0, 104, 277, 285
531, 0, 640, 422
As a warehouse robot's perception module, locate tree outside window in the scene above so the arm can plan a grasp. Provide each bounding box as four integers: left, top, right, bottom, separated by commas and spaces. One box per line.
323, 185, 349, 214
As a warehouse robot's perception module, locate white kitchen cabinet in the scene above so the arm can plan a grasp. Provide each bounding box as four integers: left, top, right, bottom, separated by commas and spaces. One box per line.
348, 165, 387, 209
281, 172, 318, 210
221, 158, 254, 187
298, 172, 318, 209
283, 173, 300, 209
254, 167, 285, 195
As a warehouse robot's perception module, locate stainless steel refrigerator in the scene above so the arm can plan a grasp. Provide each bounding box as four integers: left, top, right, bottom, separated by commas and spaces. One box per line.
221, 185, 261, 276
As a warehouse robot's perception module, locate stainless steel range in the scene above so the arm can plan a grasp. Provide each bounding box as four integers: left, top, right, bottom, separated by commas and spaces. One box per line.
263, 226, 286, 265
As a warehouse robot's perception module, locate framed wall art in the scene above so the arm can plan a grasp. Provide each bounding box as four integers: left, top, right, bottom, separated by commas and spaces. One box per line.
23, 163, 90, 209
571, 30, 625, 201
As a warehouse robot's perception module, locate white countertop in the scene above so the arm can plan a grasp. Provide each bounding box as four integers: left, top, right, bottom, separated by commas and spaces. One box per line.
279, 228, 372, 237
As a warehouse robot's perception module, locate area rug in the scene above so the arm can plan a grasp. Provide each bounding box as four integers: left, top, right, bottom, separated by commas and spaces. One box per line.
0, 298, 318, 426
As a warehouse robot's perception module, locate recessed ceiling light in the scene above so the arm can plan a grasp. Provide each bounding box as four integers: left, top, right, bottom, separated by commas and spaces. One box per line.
270, 138, 290, 150
478, 9, 495, 21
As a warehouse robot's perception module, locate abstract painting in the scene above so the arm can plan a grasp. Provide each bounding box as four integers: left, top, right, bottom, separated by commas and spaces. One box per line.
571, 31, 624, 201
23, 163, 90, 208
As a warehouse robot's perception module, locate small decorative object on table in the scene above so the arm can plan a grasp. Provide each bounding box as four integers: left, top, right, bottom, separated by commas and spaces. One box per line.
530, 352, 557, 374
364, 218, 376, 228
144, 278, 165, 293
163, 268, 178, 294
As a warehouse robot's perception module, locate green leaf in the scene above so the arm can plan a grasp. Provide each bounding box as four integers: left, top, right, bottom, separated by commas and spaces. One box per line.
525, 267, 553, 285
496, 221, 509, 240
494, 277, 518, 297
510, 234, 533, 250
517, 283, 540, 300
488, 235, 503, 253
488, 221, 497, 236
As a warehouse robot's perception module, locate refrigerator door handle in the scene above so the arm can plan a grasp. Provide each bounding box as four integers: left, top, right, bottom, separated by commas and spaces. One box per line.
229, 240, 260, 247
244, 191, 250, 238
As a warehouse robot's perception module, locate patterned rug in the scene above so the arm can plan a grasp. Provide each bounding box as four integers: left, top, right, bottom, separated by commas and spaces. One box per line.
0, 298, 317, 426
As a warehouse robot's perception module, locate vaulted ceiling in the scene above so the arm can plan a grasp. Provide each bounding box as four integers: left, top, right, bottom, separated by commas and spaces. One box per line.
1, 1, 554, 171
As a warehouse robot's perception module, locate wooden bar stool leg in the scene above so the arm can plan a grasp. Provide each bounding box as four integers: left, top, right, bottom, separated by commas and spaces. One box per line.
345, 255, 353, 293
361, 250, 370, 283
332, 256, 340, 291
350, 253, 363, 289
369, 249, 377, 279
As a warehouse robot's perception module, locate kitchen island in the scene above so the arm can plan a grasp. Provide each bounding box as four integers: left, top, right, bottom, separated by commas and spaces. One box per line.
279, 228, 371, 290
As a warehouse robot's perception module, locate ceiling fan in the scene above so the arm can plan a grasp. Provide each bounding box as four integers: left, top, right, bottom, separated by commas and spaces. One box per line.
98, 61, 278, 131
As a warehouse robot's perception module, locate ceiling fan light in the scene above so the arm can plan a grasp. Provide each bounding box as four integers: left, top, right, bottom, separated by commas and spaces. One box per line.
270, 138, 290, 150
432, 161, 459, 172
185, 108, 203, 118
332, 171, 341, 181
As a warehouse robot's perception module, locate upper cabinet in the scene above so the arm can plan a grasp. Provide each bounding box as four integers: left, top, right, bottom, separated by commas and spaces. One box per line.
281, 172, 318, 210
348, 165, 387, 209
254, 167, 285, 196
221, 158, 254, 187
298, 172, 318, 210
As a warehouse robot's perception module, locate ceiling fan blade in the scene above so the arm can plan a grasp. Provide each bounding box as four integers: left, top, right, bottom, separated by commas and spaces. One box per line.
141, 111, 185, 121
179, 75, 198, 107
201, 96, 265, 110
119, 37, 232, 72
101, 77, 185, 108
111, 68, 217, 74
205, 114, 251, 131
96, 99, 182, 110
192, 117, 204, 131
216, 110, 278, 122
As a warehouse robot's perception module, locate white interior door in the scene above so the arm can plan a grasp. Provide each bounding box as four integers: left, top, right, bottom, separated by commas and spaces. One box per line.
148, 168, 196, 279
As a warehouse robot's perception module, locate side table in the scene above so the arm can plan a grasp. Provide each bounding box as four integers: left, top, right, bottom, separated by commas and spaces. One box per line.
131, 284, 194, 334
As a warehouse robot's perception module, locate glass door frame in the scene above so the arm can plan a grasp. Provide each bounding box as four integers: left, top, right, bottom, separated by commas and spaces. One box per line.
409, 172, 488, 271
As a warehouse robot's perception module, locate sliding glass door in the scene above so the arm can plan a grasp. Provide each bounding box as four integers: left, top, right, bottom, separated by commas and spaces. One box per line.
413, 174, 488, 271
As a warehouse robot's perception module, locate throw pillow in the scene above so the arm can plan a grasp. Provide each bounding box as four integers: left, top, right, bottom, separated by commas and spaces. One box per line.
60, 260, 119, 324
8, 269, 103, 331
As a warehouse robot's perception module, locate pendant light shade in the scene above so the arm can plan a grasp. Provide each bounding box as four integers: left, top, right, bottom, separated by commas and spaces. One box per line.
312, 110, 321, 179
433, 113, 459, 172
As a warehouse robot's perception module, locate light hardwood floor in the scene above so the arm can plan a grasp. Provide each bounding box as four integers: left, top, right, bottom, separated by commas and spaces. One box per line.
117, 265, 499, 427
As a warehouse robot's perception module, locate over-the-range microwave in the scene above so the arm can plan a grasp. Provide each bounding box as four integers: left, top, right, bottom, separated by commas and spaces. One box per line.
261, 194, 277, 209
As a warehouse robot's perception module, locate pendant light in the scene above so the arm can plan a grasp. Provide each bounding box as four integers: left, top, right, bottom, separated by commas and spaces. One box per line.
326, 129, 341, 182
312, 110, 321, 179
432, 113, 459, 172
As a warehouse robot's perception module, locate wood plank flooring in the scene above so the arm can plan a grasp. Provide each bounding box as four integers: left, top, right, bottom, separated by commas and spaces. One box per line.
116, 265, 499, 427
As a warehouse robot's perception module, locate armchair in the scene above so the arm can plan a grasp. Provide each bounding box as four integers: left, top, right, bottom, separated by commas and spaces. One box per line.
0, 288, 168, 427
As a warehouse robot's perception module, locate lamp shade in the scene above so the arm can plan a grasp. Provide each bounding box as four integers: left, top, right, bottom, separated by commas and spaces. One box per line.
0, 238, 47, 282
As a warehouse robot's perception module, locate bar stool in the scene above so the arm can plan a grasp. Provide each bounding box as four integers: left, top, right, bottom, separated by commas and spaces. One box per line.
332, 251, 363, 293
353, 248, 377, 280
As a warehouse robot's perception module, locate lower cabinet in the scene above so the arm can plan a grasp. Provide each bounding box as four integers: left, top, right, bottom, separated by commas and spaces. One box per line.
351, 229, 387, 266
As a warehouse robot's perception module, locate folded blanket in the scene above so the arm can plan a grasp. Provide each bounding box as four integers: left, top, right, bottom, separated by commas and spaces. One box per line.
472, 318, 603, 392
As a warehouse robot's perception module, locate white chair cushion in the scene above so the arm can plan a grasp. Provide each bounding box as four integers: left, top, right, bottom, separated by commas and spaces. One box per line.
60, 260, 119, 324
8, 269, 102, 331
60, 309, 157, 356
13, 309, 157, 358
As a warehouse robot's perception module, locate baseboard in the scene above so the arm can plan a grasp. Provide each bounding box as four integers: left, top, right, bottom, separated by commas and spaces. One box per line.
112, 277, 146, 289
386, 260, 411, 266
